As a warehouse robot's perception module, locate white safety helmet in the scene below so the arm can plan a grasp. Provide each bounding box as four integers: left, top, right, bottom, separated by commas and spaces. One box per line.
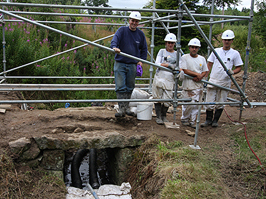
188, 38, 201, 47
129, 11, 141, 21
164, 33, 177, 42
221, 30, 235, 39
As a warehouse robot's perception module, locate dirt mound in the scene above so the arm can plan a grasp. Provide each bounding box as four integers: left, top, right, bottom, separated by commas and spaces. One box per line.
230, 71, 266, 102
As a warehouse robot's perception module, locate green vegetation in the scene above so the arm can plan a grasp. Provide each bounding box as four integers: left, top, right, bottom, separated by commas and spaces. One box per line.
0, 152, 66, 198
228, 116, 266, 170
130, 136, 226, 198
128, 119, 266, 198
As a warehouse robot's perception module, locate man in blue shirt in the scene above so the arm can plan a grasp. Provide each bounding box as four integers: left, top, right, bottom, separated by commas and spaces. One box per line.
111, 11, 148, 117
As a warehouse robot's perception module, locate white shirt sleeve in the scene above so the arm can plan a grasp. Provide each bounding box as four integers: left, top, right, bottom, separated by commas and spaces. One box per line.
180, 55, 187, 69
155, 49, 164, 65
233, 51, 243, 67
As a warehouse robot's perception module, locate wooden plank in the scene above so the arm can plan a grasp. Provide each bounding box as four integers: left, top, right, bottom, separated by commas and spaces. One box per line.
0, 105, 12, 110
0, 109, 6, 114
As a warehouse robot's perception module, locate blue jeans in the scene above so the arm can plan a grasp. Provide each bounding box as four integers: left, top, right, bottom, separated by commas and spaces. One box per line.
114, 61, 136, 93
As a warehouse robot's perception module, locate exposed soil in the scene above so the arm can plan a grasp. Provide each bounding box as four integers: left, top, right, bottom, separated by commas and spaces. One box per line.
0, 71, 265, 198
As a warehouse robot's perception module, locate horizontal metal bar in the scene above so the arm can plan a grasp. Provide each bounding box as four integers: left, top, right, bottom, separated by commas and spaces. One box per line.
192, 13, 250, 20
0, 98, 187, 104
4, 20, 125, 26
0, 99, 241, 106
161, 18, 247, 24
184, 74, 240, 94
9, 11, 152, 19
243, 102, 266, 106
0, 76, 151, 80
0, 83, 149, 88
0, 2, 180, 13
0, 88, 147, 91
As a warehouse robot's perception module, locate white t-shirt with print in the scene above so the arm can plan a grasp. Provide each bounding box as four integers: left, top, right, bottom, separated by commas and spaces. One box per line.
180, 54, 208, 90
208, 47, 243, 87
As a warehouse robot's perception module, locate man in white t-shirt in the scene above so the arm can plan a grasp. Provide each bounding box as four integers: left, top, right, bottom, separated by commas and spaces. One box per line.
180, 38, 208, 128
201, 30, 243, 127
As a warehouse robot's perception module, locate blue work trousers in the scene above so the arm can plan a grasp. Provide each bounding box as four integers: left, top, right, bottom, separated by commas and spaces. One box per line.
114, 61, 136, 93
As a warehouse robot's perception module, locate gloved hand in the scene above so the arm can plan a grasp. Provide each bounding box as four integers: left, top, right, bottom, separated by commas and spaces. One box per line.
167, 57, 176, 64
168, 63, 175, 70
227, 69, 234, 75
177, 70, 184, 81
113, 47, 121, 53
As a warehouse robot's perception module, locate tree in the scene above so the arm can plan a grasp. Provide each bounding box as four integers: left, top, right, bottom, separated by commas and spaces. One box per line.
82, 0, 111, 14
202, 0, 241, 28
253, 1, 266, 42
202, 0, 241, 8
144, 0, 210, 55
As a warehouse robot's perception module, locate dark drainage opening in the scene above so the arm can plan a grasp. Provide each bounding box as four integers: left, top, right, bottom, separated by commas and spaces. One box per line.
64, 148, 115, 189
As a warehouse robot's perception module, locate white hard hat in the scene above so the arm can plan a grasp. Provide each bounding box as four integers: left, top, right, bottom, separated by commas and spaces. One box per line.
129, 11, 141, 20
188, 38, 201, 47
164, 33, 177, 42
221, 30, 235, 39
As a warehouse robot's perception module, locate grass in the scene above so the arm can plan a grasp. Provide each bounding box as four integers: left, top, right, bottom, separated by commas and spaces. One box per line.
127, 135, 229, 199
157, 142, 226, 199
127, 116, 266, 199
0, 152, 66, 198
228, 116, 266, 166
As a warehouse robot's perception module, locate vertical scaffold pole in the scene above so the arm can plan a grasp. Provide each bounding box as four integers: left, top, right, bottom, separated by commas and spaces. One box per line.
239, 0, 255, 120
207, 0, 215, 57
149, 0, 156, 93
173, 2, 182, 125
1, 1, 8, 82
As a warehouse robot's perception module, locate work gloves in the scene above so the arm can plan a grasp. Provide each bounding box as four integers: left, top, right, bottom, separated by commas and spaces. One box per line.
168, 63, 175, 70
227, 69, 234, 75
167, 57, 176, 64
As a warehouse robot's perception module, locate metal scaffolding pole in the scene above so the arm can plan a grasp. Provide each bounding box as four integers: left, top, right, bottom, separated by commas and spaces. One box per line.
0, 99, 240, 105
0, 2, 181, 14
149, 0, 156, 93
207, 0, 215, 57
172, 5, 183, 125
239, 0, 255, 120
1, 4, 6, 81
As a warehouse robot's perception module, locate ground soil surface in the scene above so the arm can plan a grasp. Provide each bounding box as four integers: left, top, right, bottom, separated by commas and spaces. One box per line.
0, 71, 265, 148
0, 71, 265, 198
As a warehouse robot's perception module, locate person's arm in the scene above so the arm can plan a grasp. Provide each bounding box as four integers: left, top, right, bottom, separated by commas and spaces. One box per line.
233, 65, 242, 74
155, 49, 166, 67
205, 61, 213, 77
182, 69, 206, 82
110, 28, 121, 53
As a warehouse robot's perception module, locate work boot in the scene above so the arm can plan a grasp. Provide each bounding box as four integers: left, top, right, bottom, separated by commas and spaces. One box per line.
200, 110, 213, 127
161, 105, 169, 122
125, 92, 136, 116
212, 109, 223, 127
181, 120, 190, 126
190, 122, 196, 129
155, 103, 164, 125
115, 92, 126, 117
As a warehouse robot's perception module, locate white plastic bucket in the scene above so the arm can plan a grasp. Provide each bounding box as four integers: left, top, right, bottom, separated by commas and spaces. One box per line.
137, 102, 153, 120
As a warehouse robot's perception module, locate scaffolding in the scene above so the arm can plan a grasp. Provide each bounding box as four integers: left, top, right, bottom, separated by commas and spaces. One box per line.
0, 0, 260, 148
